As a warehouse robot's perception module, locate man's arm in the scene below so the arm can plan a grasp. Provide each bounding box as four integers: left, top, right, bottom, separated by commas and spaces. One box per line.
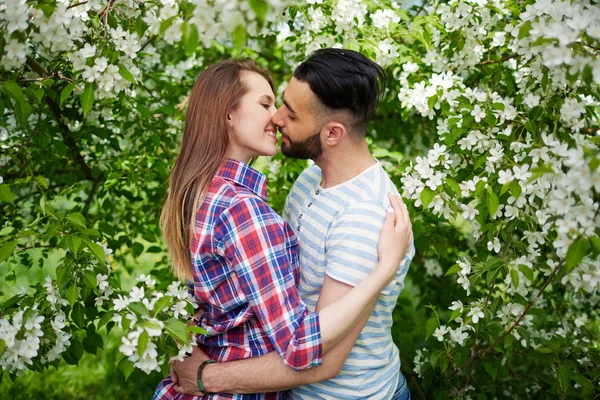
173, 275, 376, 395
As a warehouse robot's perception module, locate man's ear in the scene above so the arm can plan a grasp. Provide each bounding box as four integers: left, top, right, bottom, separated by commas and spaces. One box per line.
323, 122, 346, 146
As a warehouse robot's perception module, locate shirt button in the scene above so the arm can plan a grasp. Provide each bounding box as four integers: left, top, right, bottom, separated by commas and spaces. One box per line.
297, 225, 301, 231
316, 190, 320, 195
307, 203, 312, 207
298, 214, 303, 219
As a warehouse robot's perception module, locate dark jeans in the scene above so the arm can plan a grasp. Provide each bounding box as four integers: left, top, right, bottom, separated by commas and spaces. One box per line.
391, 372, 410, 400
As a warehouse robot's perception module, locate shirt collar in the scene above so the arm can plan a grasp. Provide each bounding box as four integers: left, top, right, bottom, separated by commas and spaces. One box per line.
216, 159, 269, 201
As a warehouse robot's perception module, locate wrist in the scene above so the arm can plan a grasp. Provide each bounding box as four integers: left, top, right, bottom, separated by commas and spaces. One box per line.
197, 359, 216, 395
201, 361, 223, 393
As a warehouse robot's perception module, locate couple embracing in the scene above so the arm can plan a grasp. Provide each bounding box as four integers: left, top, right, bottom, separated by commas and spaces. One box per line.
155, 48, 415, 400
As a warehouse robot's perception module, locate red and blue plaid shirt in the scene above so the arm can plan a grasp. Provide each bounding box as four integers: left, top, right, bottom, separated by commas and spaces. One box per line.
154, 159, 322, 400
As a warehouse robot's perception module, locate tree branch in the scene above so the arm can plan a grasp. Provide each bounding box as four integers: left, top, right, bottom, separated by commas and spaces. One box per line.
67, 1, 88, 9
82, 178, 101, 216
410, 1, 429, 22
25, 57, 95, 181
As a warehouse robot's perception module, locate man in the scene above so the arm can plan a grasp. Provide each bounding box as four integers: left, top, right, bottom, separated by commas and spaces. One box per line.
166, 49, 414, 399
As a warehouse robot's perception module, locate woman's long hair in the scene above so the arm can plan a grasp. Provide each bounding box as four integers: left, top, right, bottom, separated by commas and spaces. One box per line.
161, 59, 273, 281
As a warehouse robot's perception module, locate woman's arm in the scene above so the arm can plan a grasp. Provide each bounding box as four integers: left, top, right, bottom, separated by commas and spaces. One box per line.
173, 277, 377, 395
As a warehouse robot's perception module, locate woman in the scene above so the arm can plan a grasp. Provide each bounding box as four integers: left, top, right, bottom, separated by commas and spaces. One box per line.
155, 59, 412, 399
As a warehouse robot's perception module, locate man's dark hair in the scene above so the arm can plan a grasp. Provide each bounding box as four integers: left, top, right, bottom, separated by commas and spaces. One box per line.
293, 48, 386, 136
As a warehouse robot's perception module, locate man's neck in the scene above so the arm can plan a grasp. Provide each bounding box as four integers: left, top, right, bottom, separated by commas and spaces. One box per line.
315, 140, 376, 189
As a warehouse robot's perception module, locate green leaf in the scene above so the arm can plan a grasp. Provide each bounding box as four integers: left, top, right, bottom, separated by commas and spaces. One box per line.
72, 303, 86, 328
565, 238, 589, 273
33, 87, 44, 102
529, 106, 543, 121
420, 187, 435, 209
165, 318, 190, 345
131, 242, 144, 257
83, 272, 97, 289
232, 24, 246, 51
524, 120, 537, 134
571, 373, 594, 391
427, 95, 438, 110
137, 330, 149, 358
558, 364, 570, 393
85, 240, 106, 265
182, 22, 199, 54
98, 311, 115, 329
67, 284, 79, 307
1, 294, 25, 311
483, 362, 497, 381
590, 235, 600, 252
249, 0, 269, 25
518, 264, 534, 282
66, 212, 86, 229
0, 241, 17, 263
0, 339, 5, 357
187, 325, 209, 335
59, 83, 75, 105
81, 83, 95, 115
425, 317, 438, 340
13, 100, 31, 125
153, 296, 171, 315
491, 102, 505, 110
510, 269, 519, 288
0, 185, 14, 205
518, 21, 532, 39
445, 178, 461, 197
509, 181, 522, 199
485, 109, 496, 127
445, 264, 461, 276
429, 350, 444, 369
121, 358, 135, 381
127, 301, 148, 316
1, 80, 24, 101
118, 65, 136, 84
487, 188, 499, 217
449, 308, 461, 321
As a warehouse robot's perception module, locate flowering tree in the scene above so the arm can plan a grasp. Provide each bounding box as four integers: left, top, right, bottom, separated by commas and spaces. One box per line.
1, 0, 599, 398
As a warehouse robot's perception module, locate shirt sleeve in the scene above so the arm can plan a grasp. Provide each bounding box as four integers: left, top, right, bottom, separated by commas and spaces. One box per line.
215, 196, 322, 370
325, 202, 414, 295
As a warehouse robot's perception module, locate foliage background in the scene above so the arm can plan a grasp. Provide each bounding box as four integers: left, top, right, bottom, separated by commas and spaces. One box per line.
1, 0, 599, 399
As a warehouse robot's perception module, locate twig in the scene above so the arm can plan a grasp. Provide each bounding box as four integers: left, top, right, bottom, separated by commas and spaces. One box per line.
410, 1, 428, 22
67, 1, 88, 9
82, 178, 101, 216
477, 54, 519, 67
98, 0, 116, 37
140, 34, 157, 51
484, 279, 496, 308
15, 245, 58, 254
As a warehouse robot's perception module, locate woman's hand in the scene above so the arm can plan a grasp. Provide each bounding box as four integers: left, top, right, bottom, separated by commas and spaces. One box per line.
376, 193, 413, 283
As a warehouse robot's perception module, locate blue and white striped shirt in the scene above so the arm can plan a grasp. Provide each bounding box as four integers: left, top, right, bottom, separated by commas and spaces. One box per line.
283, 161, 415, 399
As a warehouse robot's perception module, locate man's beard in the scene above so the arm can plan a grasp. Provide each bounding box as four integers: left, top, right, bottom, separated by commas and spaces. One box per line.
281, 129, 323, 160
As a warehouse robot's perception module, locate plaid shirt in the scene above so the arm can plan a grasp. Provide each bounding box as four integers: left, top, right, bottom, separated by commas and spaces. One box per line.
154, 159, 322, 400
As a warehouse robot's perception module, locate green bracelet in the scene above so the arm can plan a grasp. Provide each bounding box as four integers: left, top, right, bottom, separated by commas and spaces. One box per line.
197, 359, 216, 396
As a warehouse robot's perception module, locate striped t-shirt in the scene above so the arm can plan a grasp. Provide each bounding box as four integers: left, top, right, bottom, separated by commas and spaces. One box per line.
283, 160, 415, 399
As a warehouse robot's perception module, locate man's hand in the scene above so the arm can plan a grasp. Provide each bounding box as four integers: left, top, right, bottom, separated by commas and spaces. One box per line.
172, 346, 211, 395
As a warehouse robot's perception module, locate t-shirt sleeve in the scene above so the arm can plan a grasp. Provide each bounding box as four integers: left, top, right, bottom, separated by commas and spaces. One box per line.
325, 202, 414, 294
325, 202, 387, 287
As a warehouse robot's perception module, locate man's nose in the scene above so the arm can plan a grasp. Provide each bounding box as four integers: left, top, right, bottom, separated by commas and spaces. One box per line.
272, 107, 285, 127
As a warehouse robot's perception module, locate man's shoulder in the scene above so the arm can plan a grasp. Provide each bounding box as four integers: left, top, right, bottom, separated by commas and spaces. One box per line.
290, 164, 321, 195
